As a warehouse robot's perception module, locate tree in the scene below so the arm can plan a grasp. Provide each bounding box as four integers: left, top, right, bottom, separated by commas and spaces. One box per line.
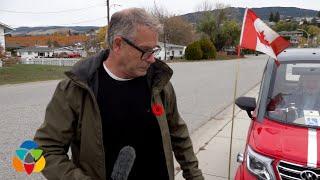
199, 38, 216, 59
148, 1, 169, 23
197, 12, 217, 43
0, 46, 5, 59
196, 1, 232, 50
97, 26, 107, 48
221, 20, 241, 47
148, 2, 197, 54
317, 11, 320, 18
311, 17, 317, 25
306, 25, 320, 46
307, 25, 320, 37
47, 40, 54, 47
163, 16, 195, 45
274, 12, 280, 22
147, 2, 171, 60
274, 21, 298, 32
52, 41, 60, 47
269, 12, 274, 22
214, 3, 230, 29
185, 41, 203, 60
195, 0, 214, 12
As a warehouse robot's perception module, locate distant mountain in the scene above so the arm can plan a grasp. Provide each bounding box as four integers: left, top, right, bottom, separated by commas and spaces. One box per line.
180, 7, 319, 24
9, 26, 100, 36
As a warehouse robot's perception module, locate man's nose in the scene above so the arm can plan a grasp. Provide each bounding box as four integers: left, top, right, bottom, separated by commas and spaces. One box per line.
145, 54, 156, 64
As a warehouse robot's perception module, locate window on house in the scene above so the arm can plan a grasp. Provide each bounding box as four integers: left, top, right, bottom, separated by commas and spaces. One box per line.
180, 51, 183, 55
28, 52, 32, 55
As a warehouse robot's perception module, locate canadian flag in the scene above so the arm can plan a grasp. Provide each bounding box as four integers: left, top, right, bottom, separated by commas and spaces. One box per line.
239, 8, 290, 61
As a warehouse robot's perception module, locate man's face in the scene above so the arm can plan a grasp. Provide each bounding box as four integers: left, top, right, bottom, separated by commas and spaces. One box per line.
118, 25, 159, 78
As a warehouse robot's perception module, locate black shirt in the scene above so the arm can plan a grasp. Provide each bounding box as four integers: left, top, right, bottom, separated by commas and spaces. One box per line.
97, 64, 169, 180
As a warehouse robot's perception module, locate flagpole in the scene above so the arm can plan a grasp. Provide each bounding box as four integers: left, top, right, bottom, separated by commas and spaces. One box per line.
227, 8, 248, 180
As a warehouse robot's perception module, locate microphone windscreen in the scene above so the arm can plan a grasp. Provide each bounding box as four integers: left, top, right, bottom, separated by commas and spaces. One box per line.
111, 146, 136, 180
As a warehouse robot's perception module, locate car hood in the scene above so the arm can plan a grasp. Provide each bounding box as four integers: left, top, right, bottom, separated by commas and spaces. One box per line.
249, 118, 320, 167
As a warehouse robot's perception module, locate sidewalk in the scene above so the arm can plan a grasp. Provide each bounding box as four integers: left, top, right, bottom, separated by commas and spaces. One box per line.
175, 84, 260, 180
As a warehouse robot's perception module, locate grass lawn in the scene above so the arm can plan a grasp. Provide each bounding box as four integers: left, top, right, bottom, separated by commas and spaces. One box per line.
0, 64, 71, 85
167, 54, 242, 63
216, 54, 241, 60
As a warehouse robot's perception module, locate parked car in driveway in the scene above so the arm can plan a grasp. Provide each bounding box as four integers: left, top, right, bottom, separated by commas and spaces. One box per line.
235, 48, 320, 180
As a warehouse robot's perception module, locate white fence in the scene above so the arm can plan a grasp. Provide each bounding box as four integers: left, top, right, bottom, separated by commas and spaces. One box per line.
21, 58, 81, 66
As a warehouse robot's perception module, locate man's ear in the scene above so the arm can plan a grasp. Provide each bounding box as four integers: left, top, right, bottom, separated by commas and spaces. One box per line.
112, 37, 122, 53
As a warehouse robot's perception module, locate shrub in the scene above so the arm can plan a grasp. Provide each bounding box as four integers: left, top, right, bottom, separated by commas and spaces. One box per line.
199, 38, 217, 59
185, 41, 203, 60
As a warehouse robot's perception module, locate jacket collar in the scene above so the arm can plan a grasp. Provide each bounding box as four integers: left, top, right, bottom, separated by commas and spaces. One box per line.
65, 49, 173, 92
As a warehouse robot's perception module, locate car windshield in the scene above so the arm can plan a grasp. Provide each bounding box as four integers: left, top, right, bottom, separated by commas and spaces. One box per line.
267, 62, 320, 128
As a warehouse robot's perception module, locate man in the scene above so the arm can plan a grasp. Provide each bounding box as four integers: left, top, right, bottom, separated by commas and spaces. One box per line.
34, 8, 204, 180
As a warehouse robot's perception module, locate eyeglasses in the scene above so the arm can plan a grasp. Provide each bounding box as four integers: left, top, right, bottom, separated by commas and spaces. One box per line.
121, 37, 161, 60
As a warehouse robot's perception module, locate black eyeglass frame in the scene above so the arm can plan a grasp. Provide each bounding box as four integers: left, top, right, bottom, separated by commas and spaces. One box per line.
121, 37, 161, 60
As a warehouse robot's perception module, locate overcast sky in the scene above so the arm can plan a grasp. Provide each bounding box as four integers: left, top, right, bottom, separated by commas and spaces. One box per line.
1, 0, 320, 28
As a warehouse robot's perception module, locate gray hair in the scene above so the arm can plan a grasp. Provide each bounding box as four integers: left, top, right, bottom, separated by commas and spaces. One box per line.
107, 8, 162, 48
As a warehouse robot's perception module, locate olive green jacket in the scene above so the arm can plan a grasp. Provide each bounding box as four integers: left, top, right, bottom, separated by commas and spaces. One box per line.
34, 50, 204, 180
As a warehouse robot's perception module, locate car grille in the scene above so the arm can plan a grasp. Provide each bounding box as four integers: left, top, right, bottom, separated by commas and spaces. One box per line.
278, 161, 320, 180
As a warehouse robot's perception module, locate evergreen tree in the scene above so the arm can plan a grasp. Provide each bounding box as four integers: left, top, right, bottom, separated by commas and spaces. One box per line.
269, 12, 274, 22
274, 12, 280, 22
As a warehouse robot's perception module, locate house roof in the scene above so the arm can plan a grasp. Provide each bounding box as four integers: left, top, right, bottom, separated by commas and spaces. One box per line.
279, 31, 303, 35
0, 22, 14, 32
158, 42, 186, 49
54, 47, 75, 51
17, 46, 54, 52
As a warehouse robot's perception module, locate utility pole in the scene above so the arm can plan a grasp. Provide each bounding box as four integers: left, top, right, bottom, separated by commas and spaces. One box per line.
106, 0, 110, 24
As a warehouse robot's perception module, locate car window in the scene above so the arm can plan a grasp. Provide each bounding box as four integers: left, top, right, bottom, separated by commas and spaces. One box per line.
267, 63, 320, 128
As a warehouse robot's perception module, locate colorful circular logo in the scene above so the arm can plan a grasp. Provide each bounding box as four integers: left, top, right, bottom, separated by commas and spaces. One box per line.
12, 140, 46, 175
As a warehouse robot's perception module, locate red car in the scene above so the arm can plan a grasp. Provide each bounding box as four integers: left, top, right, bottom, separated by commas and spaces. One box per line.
235, 48, 320, 180
68, 53, 81, 58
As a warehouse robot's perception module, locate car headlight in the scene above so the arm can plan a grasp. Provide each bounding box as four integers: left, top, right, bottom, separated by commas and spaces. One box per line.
246, 146, 276, 180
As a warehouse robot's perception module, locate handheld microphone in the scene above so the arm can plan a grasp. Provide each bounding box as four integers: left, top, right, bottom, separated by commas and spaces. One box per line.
111, 146, 136, 180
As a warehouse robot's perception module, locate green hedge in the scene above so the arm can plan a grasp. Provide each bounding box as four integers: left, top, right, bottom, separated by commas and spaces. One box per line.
185, 39, 217, 60
199, 38, 216, 59
185, 41, 203, 60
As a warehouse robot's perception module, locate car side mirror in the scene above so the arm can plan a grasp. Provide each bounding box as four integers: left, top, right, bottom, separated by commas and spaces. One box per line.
235, 97, 256, 120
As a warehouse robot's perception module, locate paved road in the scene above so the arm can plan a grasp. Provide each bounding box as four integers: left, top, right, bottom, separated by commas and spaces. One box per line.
171, 55, 267, 132
0, 55, 267, 179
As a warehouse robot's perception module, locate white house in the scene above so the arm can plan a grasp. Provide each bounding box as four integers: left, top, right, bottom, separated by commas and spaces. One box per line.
54, 47, 75, 56
156, 42, 186, 61
0, 22, 14, 51
17, 46, 54, 60
279, 31, 304, 46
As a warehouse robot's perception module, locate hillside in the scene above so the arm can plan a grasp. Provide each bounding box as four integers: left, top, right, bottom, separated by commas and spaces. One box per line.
181, 7, 318, 24
9, 26, 99, 36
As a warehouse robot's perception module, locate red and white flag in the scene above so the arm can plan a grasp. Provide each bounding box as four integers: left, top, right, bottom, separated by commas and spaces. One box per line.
239, 8, 290, 62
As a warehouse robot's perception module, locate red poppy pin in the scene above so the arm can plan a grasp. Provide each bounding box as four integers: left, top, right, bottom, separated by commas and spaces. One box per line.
152, 103, 164, 117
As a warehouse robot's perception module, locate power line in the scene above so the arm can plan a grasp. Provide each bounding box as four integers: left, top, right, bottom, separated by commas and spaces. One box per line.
0, 3, 105, 14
